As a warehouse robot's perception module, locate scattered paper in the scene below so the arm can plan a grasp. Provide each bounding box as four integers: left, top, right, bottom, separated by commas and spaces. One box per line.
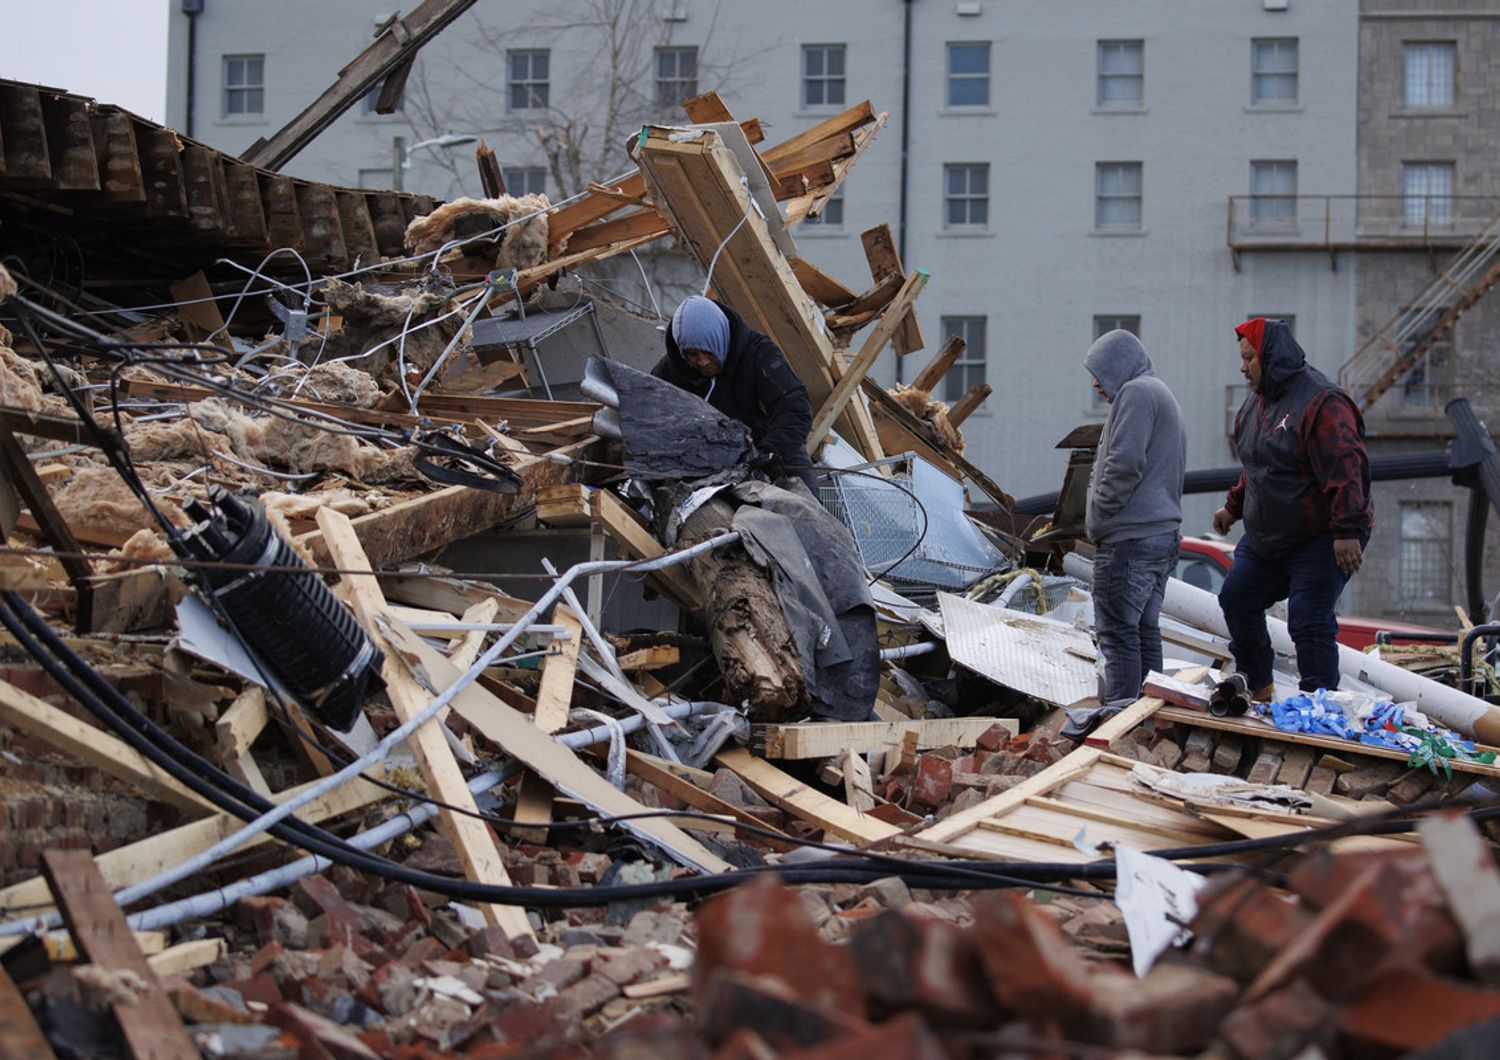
1115, 845, 1208, 978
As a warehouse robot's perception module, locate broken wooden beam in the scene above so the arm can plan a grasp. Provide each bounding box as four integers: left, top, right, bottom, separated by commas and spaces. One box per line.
750, 716, 1017, 760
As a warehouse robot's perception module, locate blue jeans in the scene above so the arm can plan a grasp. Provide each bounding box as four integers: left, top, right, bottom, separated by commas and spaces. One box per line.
1218, 532, 1367, 693
1093, 531, 1180, 709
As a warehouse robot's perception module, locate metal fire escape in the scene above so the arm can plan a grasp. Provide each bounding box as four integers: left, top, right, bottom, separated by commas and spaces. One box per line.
1339, 208, 1500, 412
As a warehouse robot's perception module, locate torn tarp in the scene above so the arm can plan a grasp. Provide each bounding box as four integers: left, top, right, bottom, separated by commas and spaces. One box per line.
583, 357, 753, 480
730, 480, 880, 721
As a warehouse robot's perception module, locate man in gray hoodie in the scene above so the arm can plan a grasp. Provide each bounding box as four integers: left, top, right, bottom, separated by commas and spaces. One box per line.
1081, 330, 1187, 726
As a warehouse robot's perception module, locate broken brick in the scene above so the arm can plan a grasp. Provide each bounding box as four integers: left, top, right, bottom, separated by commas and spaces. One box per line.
908, 755, 953, 810
977, 723, 1012, 752
693, 876, 865, 1021
971, 891, 1094, 1018
847, 909, 997, 1027
1218, 982, 1334, 1060
1078, 962, 1239, 1054
697, 969, 870, 1052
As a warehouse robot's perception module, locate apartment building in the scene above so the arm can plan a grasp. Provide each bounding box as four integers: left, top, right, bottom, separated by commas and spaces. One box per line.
161, 1, 1500, 623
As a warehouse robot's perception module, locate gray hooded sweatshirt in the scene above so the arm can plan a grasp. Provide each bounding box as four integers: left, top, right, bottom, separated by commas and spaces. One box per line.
1083, 330, 1187, 544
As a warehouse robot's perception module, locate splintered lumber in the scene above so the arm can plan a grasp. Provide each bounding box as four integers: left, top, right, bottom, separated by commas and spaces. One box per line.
637, 128, 886, 461
147, 938, 229, 978
40, 850, 199, 1060
715, 748, 901, 846
318, 508, 534, 940
626, 750, 797, 851
791, 257, 859, 308
1083, 697, 1166, 750
374, 617, 732, 874
843, 751, 876, 812
513, 603, 584, 841
751, 716, 1017, 760
447, 597, 501, 673
860, 223, 923, 355
0, 772, 388, 919
808, 269, 929, 450
0, 678, 216, 816
679, 498, 805, 721
0, 960, 55, 1058
947, 383, 991, 427
215, 686, 272, 798
618, 645, 680, 671
907, 334, 967, 395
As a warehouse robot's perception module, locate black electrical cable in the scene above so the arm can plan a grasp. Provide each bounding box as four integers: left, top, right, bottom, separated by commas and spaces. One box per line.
824, 466, 931, 585
0, 592, 1113, 903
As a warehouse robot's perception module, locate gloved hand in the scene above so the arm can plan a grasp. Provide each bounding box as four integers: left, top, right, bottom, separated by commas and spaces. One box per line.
745, 451, 781, 477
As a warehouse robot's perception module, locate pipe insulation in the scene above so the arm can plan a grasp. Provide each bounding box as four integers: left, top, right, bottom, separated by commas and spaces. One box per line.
1063, 552, 1500, 743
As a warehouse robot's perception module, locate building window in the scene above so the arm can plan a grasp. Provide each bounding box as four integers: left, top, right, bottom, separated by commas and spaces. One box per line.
1401, 337, 1451, 407
943, 163, 989, 227
1249, 160, 1297, 225
1405, 42, 1455, 108
946, 42, 991, 107
357, 167, 392, 189
1399, 501, 1451, 604
502, 167, 548, 197
222, 54, 264, 117
1091, 315, 1140, 408
802, 44, 846, 108
1095, 163, 1143, 229
1403, 162, 1454, 227
939, 316, 987, 402
804, 189, 845, 227
1251, 38, 1298, 104
655, 46, 699, 107
1097, 40, 1143, 106
508, 49, 550, 111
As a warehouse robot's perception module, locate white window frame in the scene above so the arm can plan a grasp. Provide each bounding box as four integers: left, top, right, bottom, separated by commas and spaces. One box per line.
1249, 160, 1298, 227
945, 42, 991, 108
1251, 38, 1299, 105
1095, 162, 1143, 229
939, 316, 987, 403
222, 54, 264, 118
1404, 42, 1456, 109
502, 166, 548, 198
655, 46, 699, 108
1403, 161, 1454, 228
1398, 501, 1451, 604
508, 49, 550, 111
802, 44, 847, 109
1096, 40, 1143, 107
943, 163, 989, 228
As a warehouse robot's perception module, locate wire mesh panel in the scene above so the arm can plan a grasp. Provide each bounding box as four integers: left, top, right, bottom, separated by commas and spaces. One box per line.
819, 454, 1008, 598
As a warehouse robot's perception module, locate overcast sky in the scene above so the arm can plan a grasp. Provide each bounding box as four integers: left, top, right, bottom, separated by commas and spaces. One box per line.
1, 1, 169, 121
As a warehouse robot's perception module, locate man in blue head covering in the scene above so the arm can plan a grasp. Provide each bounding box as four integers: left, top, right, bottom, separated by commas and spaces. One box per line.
652, 295, 819, 493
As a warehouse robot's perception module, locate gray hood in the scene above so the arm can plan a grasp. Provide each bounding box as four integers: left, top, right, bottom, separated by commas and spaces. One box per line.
1084, 329, 1153, 400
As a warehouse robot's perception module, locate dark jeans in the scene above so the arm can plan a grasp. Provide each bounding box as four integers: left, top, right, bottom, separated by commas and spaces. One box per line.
1093, 530, 1180, 709
1218, 532, 1367, 693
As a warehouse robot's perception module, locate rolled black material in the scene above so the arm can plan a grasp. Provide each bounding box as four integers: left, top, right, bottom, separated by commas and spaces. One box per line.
177, 487, 382, 731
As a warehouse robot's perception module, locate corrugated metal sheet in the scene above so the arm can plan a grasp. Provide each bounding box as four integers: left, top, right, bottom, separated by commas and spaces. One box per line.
938, 593, 1098, 707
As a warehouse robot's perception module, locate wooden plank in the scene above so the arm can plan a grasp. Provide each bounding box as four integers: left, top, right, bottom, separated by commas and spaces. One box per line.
911, 747, 1103, 847
947, 383, 991, 427
169, 271, 226, 341
1155, 705, 1500, 781
790, 257, 859, 308
40, 850, 199, 1060
626, 750, 796, 851
147, 938, 228, 978
0, 960, 57, 1060
759, 101, 876, 167
590, 487, 703, 608
860, 378, 1017, 510
714, 747, 901, 845
859, 223, 923, 355
907, 334, 966, 395
317, 509, 534, 940
842, 750, 876, 812
1084, 697, 1165, 749
753, 716, 1015, 760
618, 646, 680, 672
638, 132, 885, 461
512, 602, 584, 841
0, 772, 387, 918
808, 269, 928, 449
373, 618, 732, 874
446, 597, 500, 673
214, 686, 272, 798
0, 678, 215, 816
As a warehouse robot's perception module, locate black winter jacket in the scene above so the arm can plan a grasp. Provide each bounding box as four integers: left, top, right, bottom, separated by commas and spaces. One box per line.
652, 300, 815, 470
1225, 320, 1372, 558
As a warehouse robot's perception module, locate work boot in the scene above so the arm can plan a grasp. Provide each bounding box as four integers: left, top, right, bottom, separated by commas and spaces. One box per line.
1250, 682, 1276, 704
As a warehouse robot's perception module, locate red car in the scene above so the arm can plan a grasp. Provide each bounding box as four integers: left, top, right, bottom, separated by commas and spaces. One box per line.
1175, 537, 1449, 651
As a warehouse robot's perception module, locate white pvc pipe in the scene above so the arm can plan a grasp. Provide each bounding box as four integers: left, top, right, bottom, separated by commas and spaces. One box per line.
1064, 552, 1500, 742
